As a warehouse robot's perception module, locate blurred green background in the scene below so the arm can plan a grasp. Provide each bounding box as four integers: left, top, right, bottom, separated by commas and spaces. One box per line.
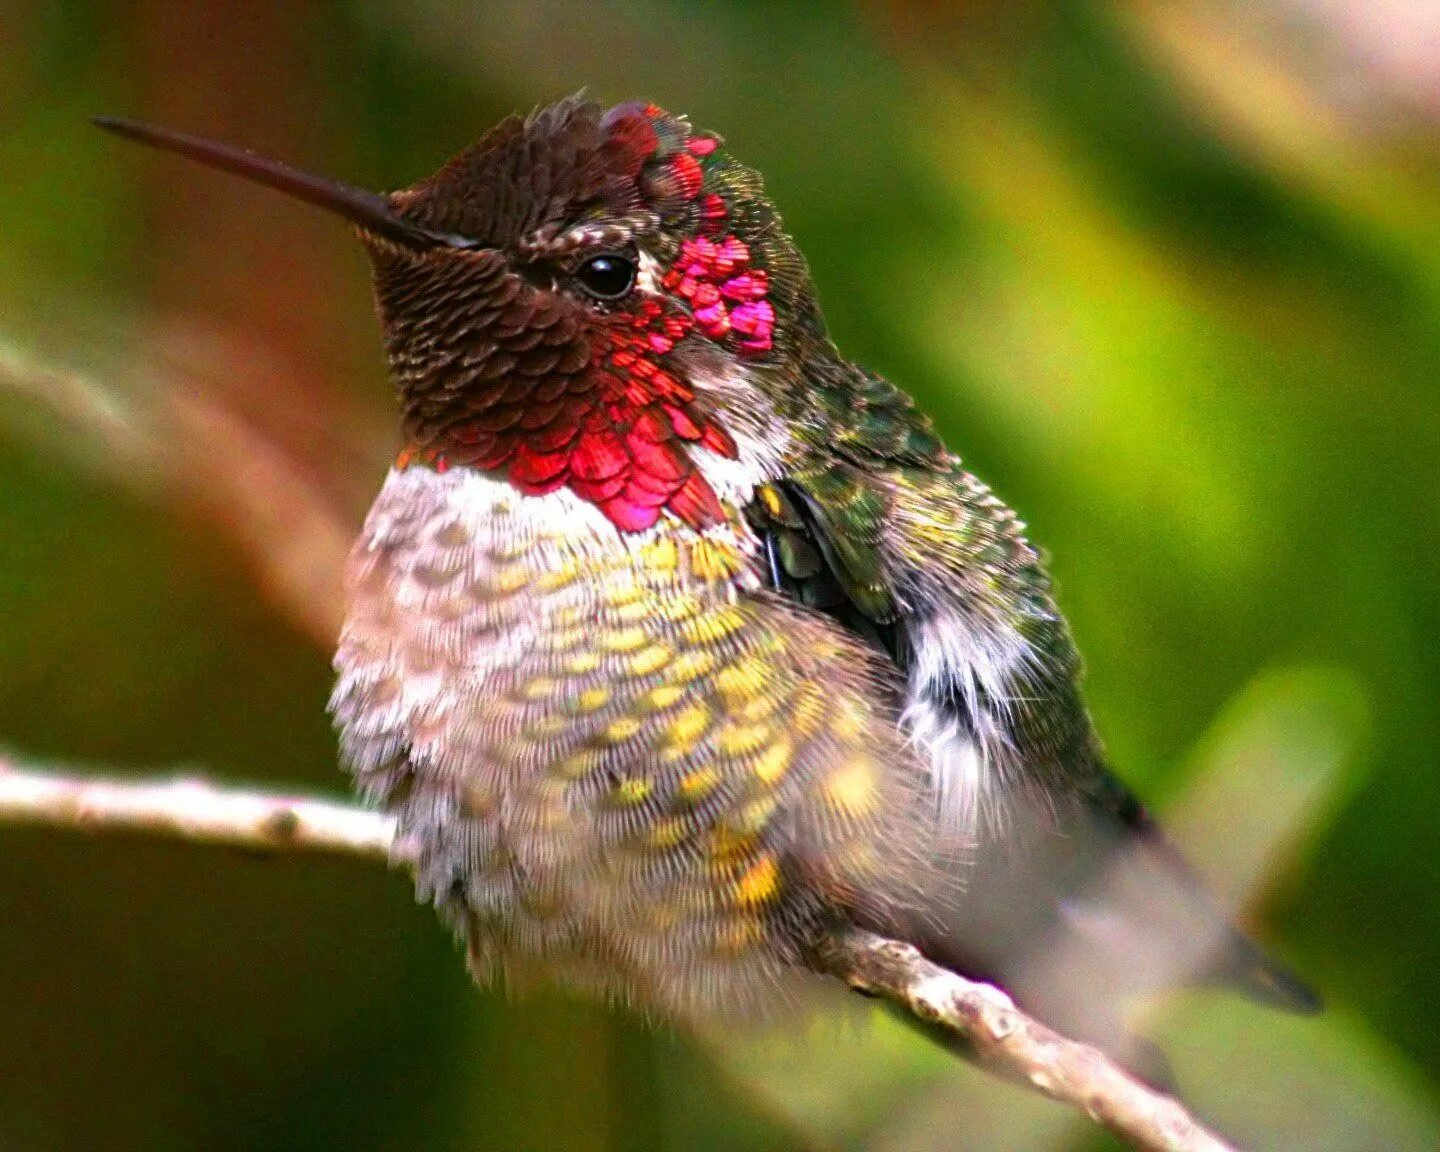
1, 1, 1438, 1149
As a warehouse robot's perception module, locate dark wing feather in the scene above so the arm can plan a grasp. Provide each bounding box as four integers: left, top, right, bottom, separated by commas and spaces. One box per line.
745, 480, 903, 663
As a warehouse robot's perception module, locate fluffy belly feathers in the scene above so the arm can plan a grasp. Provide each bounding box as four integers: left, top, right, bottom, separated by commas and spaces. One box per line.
329, 467, 931, 1020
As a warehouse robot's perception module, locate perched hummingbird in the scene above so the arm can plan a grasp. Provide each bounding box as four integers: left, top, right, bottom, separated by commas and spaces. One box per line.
96, 95, 1317, 1057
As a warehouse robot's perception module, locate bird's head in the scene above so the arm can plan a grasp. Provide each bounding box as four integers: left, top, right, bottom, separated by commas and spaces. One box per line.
98, 95, 826, 531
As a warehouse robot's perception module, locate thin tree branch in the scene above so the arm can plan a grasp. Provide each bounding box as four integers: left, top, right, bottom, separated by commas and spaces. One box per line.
0, 759, 395, 860
0, 756, 1240, 1152
815, 931, 1239, 1152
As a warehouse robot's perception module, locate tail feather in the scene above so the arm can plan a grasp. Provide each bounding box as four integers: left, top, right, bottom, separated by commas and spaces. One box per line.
1210, 931, 1321, 1014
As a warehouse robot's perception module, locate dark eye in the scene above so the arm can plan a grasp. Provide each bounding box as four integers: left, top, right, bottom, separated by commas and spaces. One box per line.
575, 253, 636, 300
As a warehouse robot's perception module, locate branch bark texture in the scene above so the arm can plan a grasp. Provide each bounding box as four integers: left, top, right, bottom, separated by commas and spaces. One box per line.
0, 757, 1238, 1152
816, 931, 1238, 1152
0, 760, 394, 860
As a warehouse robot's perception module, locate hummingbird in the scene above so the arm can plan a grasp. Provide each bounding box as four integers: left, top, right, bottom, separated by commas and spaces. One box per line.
95, 95, 1317, 1057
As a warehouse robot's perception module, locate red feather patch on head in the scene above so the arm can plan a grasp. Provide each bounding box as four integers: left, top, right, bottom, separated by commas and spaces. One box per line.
398, 277, 740, 533
613, 103, 775, 358
386, 98, 772, 534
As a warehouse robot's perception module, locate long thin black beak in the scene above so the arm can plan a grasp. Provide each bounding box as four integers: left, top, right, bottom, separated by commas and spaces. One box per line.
92, 116, 469, 250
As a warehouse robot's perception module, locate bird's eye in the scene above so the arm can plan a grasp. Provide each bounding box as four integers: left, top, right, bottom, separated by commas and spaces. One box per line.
574, 253, 636, 300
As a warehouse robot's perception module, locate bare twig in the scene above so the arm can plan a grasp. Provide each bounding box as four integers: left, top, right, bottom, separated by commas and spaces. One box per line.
0, 756, 1239, 1152
0, 760, 395, 861
817, 931, 1239, 1152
